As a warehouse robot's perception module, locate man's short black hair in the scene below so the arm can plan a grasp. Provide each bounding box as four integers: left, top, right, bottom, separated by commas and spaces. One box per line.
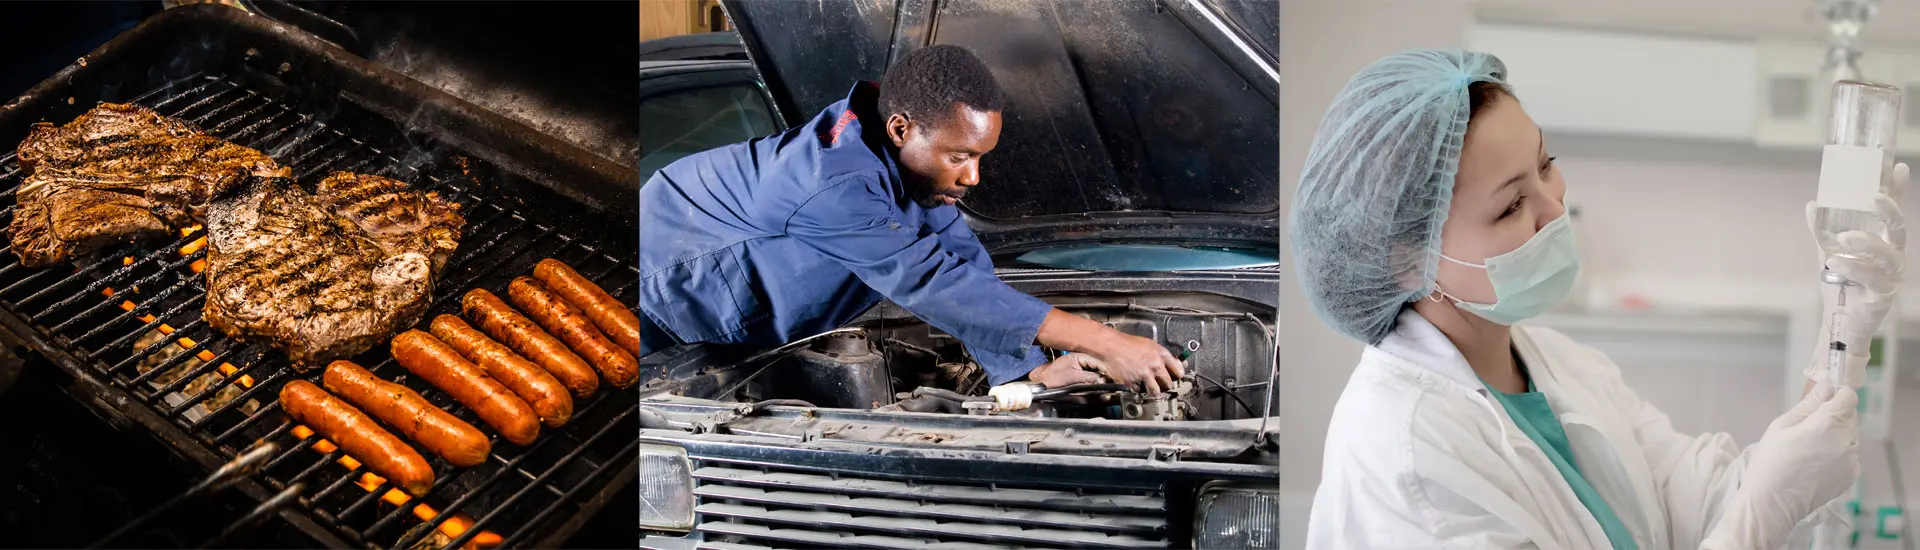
878, 44, 1004, 127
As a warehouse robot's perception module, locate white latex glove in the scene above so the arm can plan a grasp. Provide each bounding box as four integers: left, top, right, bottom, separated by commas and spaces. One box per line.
1802, 162, 1908, 387
1701, 385, 1860, 550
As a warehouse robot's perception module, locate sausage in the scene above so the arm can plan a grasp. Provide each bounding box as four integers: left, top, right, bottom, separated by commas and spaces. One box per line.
322, 360, 491, 467
462, 288, 600, 395
280, 380, 434, 497
508, 276, 639, 389
430, 314, 574, 426
390, 330, 541, 446
532, 259, 640, 356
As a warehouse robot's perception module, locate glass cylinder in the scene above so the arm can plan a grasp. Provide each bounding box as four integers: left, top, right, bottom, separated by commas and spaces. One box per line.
1829, 80, 1901, 171
1815, 80, 1902, 258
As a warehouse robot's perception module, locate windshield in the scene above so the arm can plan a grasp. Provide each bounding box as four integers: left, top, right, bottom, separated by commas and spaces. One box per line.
1007, 244, 1277, 271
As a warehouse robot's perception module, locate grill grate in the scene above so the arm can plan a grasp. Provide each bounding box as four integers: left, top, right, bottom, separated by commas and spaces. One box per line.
687, 458, 1169, 549
0, 73, 637, 549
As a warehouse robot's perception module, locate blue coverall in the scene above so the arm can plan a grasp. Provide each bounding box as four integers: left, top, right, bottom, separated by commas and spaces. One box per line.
639, 82, 1051, 385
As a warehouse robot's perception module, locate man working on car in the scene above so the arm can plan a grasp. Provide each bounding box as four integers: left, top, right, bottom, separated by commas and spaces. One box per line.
639, 45, 1184, 392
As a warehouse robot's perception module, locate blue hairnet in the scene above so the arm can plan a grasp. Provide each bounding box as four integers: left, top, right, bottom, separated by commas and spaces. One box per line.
1289, 49, 1509, 344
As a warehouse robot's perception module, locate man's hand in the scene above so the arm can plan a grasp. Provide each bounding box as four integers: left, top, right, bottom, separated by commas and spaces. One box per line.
1028, 353, 1107, 388
1088, 333, 1185, 394
1034, 309, 1186, 394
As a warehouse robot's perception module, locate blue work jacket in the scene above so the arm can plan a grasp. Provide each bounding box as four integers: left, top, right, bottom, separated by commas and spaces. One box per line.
639, 82, 1050, 384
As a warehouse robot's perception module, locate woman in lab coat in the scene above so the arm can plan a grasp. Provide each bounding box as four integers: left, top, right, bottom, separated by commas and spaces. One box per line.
1291, 49, 1904, 549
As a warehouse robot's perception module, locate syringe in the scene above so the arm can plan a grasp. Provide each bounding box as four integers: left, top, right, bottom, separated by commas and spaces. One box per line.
1822, 270, 1852, 387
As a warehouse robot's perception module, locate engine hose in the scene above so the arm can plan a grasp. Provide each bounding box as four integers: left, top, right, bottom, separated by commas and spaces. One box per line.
909, 387, 991, 404
896, 395, 966, 414
1033, 383, 1132, 400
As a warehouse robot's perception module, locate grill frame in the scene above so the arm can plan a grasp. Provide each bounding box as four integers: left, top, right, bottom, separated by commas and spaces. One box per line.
0, 6, 638, 549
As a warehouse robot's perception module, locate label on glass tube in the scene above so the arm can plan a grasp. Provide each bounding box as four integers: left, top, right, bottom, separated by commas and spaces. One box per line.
1818, 144, 1886, 211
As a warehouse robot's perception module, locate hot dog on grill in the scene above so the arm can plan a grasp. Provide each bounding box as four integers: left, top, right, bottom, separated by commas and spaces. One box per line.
462, 288, 599, 396
430, 314, 574, 427
391, 330, 541, 446
280, 380, 434, 496
322, 360, 491, 467
532, 259, 639, 356
508, 276, 639, 389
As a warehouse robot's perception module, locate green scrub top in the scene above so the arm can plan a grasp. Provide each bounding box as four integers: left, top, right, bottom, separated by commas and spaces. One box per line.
1484, 367, 1639, 550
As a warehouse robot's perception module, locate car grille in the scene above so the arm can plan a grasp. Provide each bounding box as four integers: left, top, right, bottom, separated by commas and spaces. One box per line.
685, 458, 1171, 549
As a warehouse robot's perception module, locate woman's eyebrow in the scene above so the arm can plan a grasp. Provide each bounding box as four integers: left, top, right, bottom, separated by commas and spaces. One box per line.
1489, 129, 1547, 198
1493, 172, 1524, 197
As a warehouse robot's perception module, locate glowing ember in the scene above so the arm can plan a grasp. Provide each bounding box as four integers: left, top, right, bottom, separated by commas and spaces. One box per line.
289, 426, 501, 546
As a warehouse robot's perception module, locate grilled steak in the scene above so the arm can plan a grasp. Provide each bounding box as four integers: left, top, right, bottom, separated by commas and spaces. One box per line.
203, 177, 455, 368
317, 171, 465, 271
10, 103, 288, 267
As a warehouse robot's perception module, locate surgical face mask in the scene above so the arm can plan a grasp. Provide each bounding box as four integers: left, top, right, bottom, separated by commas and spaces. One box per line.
1435, 215, 1580, 325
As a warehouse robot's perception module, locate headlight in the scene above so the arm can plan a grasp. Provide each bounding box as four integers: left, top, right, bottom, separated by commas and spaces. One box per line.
639, 443, 695, 531
1193, 481, 1279, 549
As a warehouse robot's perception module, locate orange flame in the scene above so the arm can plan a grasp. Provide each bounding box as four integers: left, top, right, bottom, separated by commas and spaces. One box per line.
111, 299, 255, 387
290, 426, 502, 547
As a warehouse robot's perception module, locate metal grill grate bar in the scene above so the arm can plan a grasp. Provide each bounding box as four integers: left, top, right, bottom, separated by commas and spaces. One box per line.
79, 291, 204, 359
30, 233, 203, 325
440, 404, 638, 549
368, 387, 628, 543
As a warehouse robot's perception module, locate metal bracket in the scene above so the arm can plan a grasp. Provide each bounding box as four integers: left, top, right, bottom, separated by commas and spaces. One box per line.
691, 419, 721, 435
1004, 440, 1031, 455
798, 422, 846, 443
962, 400, 995, 416
1148, 444, 1187, 463
693, 405, 751, 434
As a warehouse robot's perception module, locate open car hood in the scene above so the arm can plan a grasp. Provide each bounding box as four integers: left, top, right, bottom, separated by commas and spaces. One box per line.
719, 0, 1277, 253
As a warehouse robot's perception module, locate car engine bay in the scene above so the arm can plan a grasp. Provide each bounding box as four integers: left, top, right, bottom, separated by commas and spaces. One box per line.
678, 293, 1274, 423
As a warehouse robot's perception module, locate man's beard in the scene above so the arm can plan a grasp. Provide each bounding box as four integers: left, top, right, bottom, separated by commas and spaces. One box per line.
909, 180, 964, 208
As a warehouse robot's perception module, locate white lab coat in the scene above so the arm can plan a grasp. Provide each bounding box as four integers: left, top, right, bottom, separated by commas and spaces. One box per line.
1307, 310, 1751, 549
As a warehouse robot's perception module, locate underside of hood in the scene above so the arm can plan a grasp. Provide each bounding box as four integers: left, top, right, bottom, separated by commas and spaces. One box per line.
721, 0, 1277, 249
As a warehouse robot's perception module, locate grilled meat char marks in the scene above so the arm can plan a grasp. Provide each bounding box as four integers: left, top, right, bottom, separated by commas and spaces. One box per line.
204, 176, 459, 368
317, 172, 465, 272
13, 107, 468, 368
10, 103, 289, 267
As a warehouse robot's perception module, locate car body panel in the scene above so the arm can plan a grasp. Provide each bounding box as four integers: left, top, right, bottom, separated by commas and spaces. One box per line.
719, 0, 1278, 250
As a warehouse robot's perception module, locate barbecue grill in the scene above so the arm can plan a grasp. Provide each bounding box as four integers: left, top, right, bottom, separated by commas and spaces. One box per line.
0, 6, 638, 548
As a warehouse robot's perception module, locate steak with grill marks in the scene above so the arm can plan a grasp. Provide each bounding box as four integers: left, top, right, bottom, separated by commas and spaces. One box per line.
203, 176, 460, 368
10, 103, 289, 267
317, 171, 465, 271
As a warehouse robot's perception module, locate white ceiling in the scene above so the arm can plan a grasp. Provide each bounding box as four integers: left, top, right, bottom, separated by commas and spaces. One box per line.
1473, 0, 1920, 49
